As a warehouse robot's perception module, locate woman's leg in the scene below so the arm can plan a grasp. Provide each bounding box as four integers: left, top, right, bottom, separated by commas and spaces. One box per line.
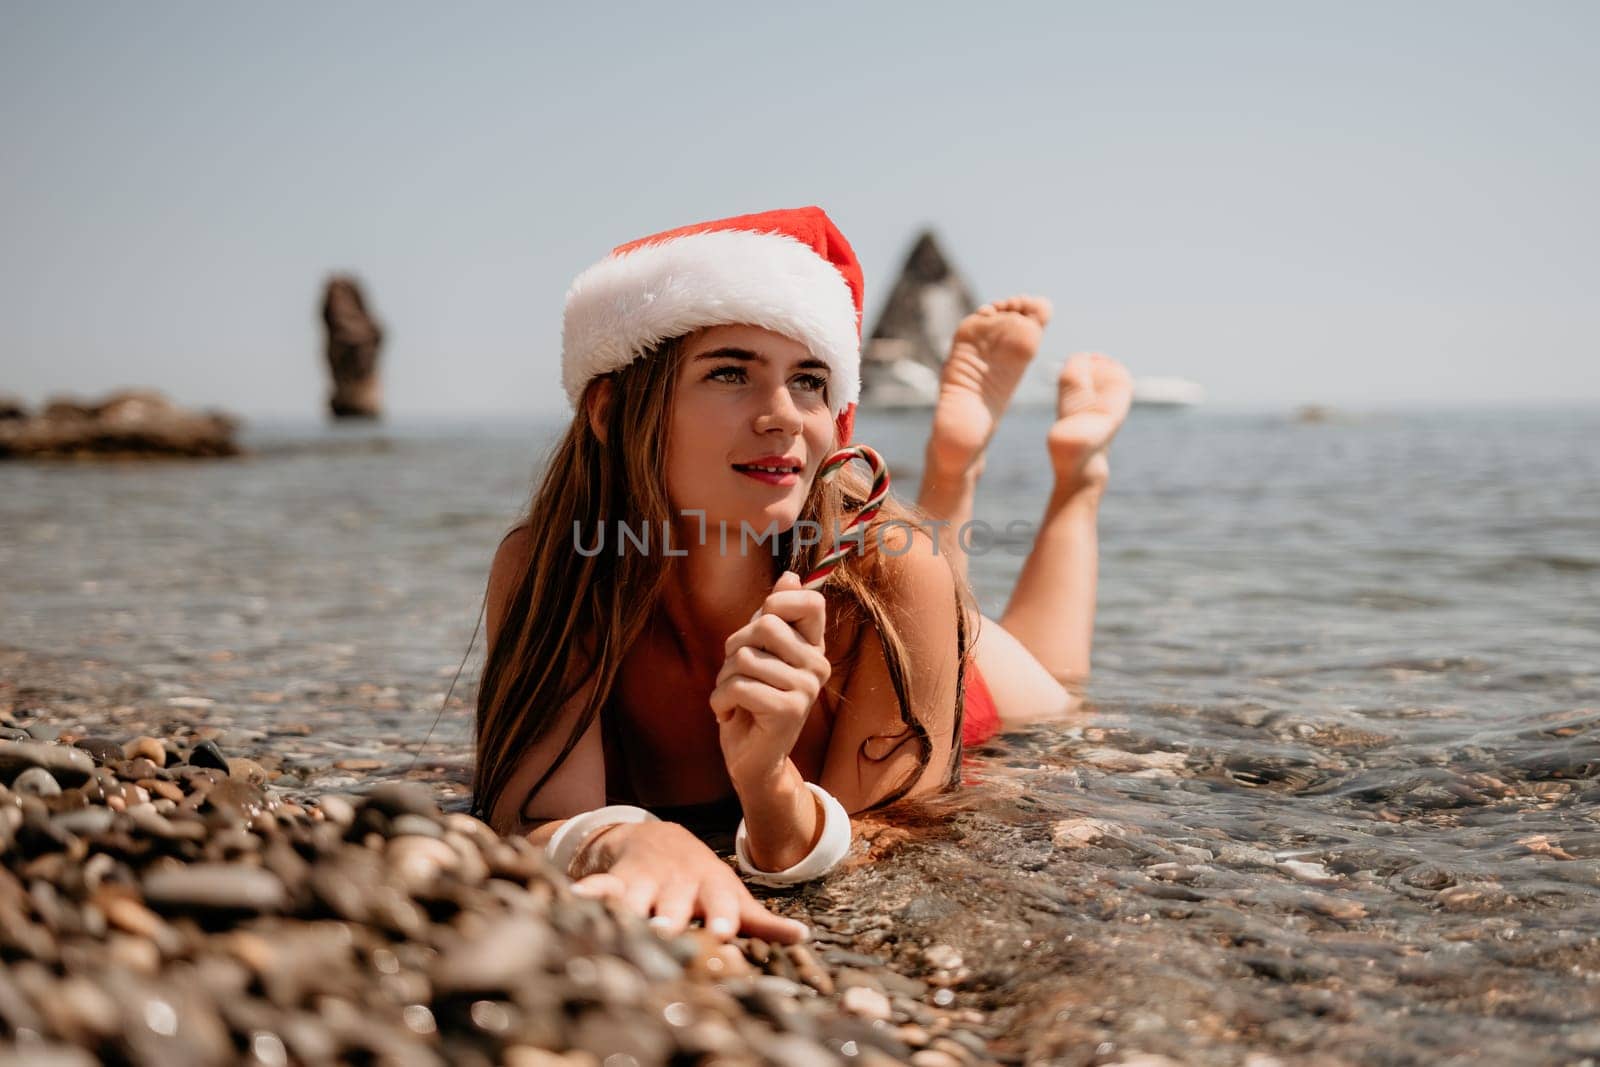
916, 300, 1130, 725
991, 354, 1131, 700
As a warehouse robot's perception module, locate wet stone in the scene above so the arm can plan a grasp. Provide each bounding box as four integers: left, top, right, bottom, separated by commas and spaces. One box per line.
0, 741, 94, 786
13, 766, 63, 797
431, 915, 555, 995
52, 808, 116, 836
143, 864, 288, 916
365, 781, 440, 819
318, 794, 356, 826
121, 736, 167, 766
390, 813, 444, 838
72, 736, 126, 764
228, 757, 268, 784
187, 739, 230, 771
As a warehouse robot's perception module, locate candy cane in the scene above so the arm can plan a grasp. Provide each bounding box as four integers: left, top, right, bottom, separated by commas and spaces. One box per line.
800, 444, 891, 591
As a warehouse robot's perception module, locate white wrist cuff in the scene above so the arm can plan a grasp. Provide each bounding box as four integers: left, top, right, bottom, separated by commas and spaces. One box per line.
546, 805, 659, 877
734, 782, 853, 887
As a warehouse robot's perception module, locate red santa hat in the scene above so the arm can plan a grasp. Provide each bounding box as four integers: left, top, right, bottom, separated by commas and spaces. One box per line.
561, 206, 863, 444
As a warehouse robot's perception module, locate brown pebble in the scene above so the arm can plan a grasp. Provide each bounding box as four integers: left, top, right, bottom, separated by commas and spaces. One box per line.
929, 1037, 977, 1064
96, 892, 166, 939
228, 757, 268, 784
122, 736, 166, 767
714, 943, 754, 977
787, 943, 835, 995
106, 932, 162, 974
138, 778, 184, 802
842, 985, 892, 1022
334, 758, 384, 771
897, 1024, 932, 1047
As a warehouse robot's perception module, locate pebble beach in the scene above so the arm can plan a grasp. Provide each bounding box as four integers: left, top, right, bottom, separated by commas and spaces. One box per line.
3, 407, 1599, 1065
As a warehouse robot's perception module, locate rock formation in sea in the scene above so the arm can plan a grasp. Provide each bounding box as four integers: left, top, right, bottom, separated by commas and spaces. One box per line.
0, 390, 240, 458
321, 275, 384, 419
859, 231, 978, 409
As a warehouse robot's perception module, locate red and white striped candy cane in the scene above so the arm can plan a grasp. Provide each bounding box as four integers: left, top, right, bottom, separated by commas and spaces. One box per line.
800, 444, 890, 591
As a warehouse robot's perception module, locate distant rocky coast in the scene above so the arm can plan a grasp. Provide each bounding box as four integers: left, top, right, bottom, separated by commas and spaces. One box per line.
0, 390, 239, 459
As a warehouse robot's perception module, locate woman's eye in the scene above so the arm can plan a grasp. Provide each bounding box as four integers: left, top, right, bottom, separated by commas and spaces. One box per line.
707, 365, 746, 384
792, 373, 829, 393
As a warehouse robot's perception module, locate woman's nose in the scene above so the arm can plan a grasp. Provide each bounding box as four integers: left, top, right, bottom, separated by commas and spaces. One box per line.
753, 386, 803, 435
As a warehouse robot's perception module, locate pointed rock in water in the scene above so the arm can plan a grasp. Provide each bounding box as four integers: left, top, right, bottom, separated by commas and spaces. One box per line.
866, 231, 980, 373
322, 275, 385, 419
0, 740, 94, 786
859, 230, 980, 408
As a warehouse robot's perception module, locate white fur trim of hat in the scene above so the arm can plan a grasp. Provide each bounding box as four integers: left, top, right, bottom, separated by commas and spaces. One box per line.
561, 227, 862, 416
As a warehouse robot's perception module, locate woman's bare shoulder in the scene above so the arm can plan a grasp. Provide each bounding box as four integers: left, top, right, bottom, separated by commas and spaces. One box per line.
486, 523, 534, 645
871, 520, 959, 600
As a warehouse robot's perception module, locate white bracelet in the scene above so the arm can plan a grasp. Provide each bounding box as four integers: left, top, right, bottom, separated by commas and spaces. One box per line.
546, 805, 659, 878
734, 782, 853, 887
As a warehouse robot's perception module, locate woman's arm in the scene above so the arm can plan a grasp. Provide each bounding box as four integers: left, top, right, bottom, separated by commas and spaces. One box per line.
485, 526, 608, 835
482, 527, 807, 943
711, 573, 834, 872
819, 527, 962, 813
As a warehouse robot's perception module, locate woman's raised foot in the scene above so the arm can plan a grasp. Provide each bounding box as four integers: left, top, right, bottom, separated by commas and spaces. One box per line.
926, 295, 1053, 478
1046, 352, 1132, 492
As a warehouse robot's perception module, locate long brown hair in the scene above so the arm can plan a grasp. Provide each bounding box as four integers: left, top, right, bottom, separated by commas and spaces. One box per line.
472, 337, 973, 831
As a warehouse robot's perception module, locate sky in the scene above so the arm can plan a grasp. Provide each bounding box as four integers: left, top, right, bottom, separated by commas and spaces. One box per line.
2, 1, 1596, 417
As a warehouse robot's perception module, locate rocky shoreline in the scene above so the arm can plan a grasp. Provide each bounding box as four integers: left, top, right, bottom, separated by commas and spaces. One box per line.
6, 642, 1600, 1066
0, 391, 239, 459
0, 661, 1003, 1067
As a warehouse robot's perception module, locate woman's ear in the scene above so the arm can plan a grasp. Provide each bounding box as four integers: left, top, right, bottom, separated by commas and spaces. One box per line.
584, 378, 615, 444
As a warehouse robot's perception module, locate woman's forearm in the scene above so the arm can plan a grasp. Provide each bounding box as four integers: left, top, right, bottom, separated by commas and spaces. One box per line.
732, 758, 823, 872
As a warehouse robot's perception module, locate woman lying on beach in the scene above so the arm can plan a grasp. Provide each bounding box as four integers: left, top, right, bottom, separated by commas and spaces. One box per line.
474, 207, 1131, 945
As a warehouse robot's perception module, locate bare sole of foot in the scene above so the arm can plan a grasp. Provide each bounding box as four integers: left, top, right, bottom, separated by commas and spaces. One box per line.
1046, 351, 1133, 488
927, 296, 1053, 477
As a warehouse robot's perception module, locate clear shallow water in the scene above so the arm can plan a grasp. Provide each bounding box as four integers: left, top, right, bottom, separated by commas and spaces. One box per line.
3, 407, 1600, 1061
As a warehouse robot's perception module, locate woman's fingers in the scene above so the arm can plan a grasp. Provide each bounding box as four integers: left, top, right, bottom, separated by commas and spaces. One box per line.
758, 588, 827, 646
712, 676, 803, 722
724, 614, 803, 660
621, 876, 659, 920
724, 615, 828, 677
648, 879, 698, 938
569, 872, 625, 902
700, 885, 743, 941
717, 644, 825, 694
736, 897, 811, 945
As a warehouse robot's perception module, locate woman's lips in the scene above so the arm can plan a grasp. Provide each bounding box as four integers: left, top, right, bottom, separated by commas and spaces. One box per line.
732, 464, 800, 487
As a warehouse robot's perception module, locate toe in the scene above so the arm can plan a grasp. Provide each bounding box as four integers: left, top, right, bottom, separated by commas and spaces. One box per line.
992, 295, 1053, 327
1027, 296, 1054, 326
1059, 353, 1095, 390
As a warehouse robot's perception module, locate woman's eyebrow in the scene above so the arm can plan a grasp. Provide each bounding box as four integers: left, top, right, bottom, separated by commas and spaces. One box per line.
691, 347, 829, 372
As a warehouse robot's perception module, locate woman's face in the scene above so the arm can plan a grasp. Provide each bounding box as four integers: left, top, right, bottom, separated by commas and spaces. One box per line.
666, 324, 836, 538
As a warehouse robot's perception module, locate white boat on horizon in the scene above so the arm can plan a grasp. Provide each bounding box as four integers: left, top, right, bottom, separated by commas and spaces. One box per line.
1131, 376, 1206, 409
